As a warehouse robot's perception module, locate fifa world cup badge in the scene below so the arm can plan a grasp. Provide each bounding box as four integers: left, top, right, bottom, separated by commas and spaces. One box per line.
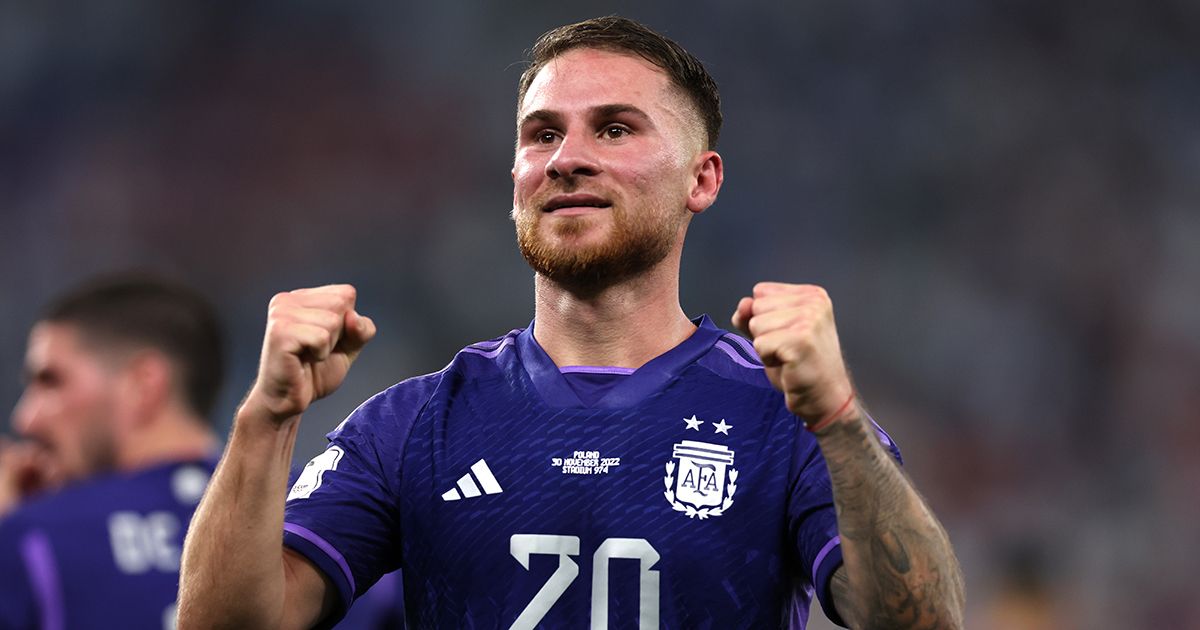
664, 440, 738, 519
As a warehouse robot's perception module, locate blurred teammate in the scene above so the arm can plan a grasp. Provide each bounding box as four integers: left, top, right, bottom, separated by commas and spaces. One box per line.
0, 275, 223, 629
180, 16, 965, 629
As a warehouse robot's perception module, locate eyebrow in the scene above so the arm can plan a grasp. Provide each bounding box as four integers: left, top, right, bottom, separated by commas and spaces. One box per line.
517, 103, 655, 131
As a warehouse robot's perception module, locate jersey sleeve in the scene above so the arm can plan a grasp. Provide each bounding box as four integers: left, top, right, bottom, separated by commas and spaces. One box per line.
282, 381, 427, 625
0, 519, 48, 630
788, 411, 903, 628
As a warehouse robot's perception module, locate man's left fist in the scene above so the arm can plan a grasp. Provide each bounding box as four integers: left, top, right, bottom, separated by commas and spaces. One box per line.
731, 282, 855, 423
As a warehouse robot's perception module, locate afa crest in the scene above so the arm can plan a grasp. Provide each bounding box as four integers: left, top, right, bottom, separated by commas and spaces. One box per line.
663, 440, 738, 519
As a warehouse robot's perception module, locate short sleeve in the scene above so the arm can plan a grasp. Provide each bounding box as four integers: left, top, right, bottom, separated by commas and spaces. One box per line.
282, 389, 415, 625
788, 412, 903, 628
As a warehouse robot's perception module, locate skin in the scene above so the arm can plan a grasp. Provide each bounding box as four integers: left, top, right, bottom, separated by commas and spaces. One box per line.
512, 48, 709, 291
512, 48, 723, 368
178, 287, 373, 629
177, 46, 964, 629
733, 285, 966, 628
6, 324, 119, 494
1, 323, 120, 519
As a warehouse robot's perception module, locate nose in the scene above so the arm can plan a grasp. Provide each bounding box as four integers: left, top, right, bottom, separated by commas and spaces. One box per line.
545, 134, 600, 180
11, 388, 40, 438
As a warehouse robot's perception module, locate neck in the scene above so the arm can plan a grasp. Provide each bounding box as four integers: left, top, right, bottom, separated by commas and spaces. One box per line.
117, 409, 219, 472
532, 255, 696, 368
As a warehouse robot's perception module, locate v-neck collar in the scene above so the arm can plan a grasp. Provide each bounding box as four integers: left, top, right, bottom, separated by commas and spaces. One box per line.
515, 315, 724, 409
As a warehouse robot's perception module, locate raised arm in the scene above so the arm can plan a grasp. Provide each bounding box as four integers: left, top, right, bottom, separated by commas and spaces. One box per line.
177, 285, 375, 629
733, 282, 964, 629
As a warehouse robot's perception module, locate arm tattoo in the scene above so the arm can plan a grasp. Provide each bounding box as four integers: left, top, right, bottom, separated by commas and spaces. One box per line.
818, 413, 965, 629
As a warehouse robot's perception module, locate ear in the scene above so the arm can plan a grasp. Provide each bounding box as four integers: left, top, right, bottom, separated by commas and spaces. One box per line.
117, 351, 173, 429
686, 150, 723, 214
511, 167, 520, 220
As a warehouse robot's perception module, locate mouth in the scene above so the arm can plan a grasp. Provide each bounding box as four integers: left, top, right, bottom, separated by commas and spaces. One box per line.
541, 194, 612, 215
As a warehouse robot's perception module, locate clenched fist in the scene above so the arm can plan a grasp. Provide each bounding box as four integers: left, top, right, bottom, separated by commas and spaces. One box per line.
242, 284, 376, 423
731, 282, 855, 426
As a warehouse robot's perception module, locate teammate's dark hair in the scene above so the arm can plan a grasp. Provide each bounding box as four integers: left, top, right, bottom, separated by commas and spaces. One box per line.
517, 15, 722, 150
40, 274, 225, 422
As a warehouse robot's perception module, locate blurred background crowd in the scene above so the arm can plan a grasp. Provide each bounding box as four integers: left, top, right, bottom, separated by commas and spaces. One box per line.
1, 1, 1197, 627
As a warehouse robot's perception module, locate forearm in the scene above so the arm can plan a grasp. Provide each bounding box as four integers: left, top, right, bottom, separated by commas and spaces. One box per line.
817, 407, 965, 629
177, 407, 300, 629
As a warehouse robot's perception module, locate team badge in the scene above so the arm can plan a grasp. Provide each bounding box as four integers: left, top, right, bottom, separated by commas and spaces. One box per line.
663, 440, 738, 519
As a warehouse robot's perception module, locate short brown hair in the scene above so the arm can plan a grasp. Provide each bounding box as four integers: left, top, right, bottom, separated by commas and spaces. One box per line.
517, 16, 723, 149
42, 273, 225, 421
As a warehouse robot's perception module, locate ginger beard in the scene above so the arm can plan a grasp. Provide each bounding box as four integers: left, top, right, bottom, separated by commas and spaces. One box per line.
513, 193, 683, 290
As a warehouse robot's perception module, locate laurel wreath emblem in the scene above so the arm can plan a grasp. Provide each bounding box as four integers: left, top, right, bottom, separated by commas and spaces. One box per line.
663, 461, 738, 519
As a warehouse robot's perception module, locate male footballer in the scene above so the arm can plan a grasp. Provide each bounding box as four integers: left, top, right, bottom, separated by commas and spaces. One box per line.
179, 16, 964, 629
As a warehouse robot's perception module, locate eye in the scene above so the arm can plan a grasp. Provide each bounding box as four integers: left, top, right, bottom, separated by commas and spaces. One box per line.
535, 130, 560, 145
32, 368, 60, 388
602, 125, 630, 140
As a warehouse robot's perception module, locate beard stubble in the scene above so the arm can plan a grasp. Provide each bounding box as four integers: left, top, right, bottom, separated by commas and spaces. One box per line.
514, 200, 679, 292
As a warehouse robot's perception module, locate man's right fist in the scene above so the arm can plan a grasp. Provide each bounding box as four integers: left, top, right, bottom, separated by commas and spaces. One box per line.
243, 284, 376, 423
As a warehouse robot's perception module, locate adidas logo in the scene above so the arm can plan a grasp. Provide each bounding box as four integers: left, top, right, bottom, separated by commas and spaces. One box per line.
441, 459, 503, 501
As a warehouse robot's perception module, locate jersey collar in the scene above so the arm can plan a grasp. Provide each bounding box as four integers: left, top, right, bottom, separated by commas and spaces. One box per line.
515, 315, 725, 409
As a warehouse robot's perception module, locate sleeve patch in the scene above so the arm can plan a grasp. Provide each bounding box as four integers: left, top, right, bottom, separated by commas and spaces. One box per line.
287, 446, 345, 501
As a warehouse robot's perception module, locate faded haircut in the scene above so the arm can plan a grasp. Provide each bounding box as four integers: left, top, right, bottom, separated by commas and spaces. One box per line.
517, 15, 723, 149
40, 273, 225, 421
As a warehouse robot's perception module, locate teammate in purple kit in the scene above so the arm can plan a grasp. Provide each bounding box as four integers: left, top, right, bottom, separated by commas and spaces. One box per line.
0, 275, 224, 629
179, 16, 965, 629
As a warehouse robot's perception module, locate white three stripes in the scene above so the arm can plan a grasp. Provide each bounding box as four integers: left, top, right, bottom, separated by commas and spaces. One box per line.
441, 459, 503, 501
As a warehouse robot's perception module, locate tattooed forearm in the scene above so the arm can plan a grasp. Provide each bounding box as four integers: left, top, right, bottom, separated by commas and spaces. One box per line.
817, 409, 965, 629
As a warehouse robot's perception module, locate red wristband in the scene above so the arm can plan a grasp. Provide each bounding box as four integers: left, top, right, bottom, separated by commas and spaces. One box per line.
805, 391, 856, 433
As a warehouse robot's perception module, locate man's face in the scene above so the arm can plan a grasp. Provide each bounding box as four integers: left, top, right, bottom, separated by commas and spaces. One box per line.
512, 47, 709, 287
11, 322, 120, 485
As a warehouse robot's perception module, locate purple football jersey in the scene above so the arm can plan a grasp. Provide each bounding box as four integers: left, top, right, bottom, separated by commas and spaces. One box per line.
0, 459, 216, 630
283, 316, 902, 629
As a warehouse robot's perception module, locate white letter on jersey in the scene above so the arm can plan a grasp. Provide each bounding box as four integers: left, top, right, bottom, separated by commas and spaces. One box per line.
510, 534, 581, 630
107, 511, 182, 574
288, 446, 344, 501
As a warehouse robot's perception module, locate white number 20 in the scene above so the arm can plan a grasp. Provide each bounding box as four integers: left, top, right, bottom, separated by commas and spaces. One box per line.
509, 534, 660, 630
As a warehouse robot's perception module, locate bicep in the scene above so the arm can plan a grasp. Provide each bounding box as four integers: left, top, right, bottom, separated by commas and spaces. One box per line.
281, 547, 337, 630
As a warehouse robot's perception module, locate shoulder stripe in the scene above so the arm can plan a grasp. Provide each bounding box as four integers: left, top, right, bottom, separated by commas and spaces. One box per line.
21, 530, 64, 630
714, 338, 764, 370
461, 335, 515, 359
722, 333, 761, 361
465, 329, 523, 351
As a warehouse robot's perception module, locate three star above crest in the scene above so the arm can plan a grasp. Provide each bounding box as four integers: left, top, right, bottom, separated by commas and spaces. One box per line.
713, 419, 732, 435
684, 415, 704, 431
